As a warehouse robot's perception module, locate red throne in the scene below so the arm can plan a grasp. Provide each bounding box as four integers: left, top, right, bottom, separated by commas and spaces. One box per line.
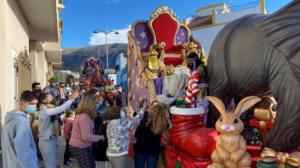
150, 14, 181, 54
131, 7, 191, 67
148, 7, 189, 66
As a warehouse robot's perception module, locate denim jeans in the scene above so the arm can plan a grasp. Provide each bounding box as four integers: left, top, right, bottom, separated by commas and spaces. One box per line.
38, 138, 58, 168
134, 154, 158, 168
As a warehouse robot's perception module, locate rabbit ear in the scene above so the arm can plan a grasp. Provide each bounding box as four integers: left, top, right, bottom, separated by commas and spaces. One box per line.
234, 96, 262, 117
205, 96, 226, 115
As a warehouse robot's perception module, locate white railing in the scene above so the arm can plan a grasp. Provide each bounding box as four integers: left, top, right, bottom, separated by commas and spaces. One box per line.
215, 1, 261, 23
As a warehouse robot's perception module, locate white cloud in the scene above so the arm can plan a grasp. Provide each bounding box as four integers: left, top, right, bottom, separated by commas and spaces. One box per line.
89, 25, 130, 45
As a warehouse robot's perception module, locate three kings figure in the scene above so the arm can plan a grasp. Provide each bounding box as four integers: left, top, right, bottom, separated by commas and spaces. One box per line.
185, 52, 209, 109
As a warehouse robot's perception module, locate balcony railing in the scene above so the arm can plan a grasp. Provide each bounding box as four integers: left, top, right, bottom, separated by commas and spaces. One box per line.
215, 0, 260, 14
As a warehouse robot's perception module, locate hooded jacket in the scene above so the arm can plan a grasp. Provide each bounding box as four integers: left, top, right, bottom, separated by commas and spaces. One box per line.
1, 110, 38, 168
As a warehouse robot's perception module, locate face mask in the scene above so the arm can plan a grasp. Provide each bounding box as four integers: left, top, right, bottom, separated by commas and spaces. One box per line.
25, 104, 37, 113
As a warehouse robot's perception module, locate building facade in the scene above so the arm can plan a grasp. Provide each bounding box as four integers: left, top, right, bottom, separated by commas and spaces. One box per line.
116, 53, 128, 92
189, 0, 266, 55
55, 70, 80, 86
0, 0, 64, 123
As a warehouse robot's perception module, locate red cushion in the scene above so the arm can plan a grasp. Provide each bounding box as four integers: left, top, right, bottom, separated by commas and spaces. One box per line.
164, 57, 184, 67
165, 45, 183, 54
152, 14, 179, 53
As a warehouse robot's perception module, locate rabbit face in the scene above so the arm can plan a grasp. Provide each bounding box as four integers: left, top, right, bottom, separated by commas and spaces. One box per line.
205, 96, 262, 135
216, 112, 244, 135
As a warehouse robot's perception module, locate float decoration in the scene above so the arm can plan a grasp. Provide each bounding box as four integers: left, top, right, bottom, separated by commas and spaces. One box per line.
207, 0, 300, 152
257, 148, 300, 168
80, 56, 108, 88
127, 2, 300, 167
128, 6, 216, 168
205, 96, 262, 168
128, 6, 196, 111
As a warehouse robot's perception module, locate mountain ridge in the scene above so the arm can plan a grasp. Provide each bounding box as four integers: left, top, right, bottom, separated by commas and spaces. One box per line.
62, 43, 127, 72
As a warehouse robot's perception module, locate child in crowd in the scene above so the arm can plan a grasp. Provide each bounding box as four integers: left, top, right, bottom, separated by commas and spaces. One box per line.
63, 110, 75, 166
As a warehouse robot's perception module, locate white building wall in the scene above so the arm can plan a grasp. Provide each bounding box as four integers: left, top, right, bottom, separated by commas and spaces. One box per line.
30, 41, 51, 88
108, 74, 117, 85
0, 0, 6, 125
197, 5, 226, 16
120, 54, 127, 70
36, 50, 48, 87
192, 2, 262, 57
215, 6, 261, 23
197, 10, 212, 17
29, 41, 38, 84
0, 0, 62, 126
191, 25, 225, 56
116, 53, 127, 70
0, 0, 30, 120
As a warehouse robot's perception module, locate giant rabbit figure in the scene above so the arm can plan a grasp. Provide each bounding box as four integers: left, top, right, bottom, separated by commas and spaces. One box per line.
207, 0, 300, 152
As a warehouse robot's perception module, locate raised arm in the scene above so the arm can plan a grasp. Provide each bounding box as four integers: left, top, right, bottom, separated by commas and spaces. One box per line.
43, 100, 73, 116
129, 110, 144, 129
41, 91, 79, 118
129, 99, 149, 129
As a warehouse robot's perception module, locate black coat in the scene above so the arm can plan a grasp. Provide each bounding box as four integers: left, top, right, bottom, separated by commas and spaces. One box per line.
92, 117, 108, 161
134, 112, 162, 157
116, 91, 127, 108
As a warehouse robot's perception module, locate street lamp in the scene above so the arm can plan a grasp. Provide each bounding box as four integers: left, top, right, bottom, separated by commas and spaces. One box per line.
93, 30, 119, 71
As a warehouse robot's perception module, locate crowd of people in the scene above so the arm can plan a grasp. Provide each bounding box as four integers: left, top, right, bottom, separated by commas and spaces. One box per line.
1, 77, 171, 168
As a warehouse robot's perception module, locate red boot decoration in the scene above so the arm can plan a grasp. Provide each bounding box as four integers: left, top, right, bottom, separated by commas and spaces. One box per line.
170, 107, 218, 158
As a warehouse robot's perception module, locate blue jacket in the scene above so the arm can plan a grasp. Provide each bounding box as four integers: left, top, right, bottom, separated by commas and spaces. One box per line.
1, 110, 38, 168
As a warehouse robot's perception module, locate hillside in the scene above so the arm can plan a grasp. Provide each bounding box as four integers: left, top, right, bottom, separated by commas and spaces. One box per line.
62, 43, 127, 72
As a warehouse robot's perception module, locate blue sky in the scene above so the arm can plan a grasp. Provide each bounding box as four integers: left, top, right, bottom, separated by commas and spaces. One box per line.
61, 0, 292, 49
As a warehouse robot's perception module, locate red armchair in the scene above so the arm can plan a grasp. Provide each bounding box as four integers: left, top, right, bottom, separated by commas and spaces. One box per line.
148, 7, 190, 67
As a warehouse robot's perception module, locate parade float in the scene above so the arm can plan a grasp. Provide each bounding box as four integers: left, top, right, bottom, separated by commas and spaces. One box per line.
79, 56, 117, 96
127, 1, 300, 167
